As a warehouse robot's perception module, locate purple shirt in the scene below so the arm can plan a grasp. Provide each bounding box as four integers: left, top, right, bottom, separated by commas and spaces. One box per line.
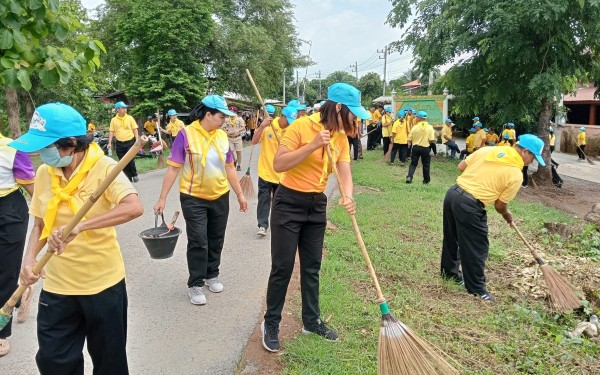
13, 150, 35, 181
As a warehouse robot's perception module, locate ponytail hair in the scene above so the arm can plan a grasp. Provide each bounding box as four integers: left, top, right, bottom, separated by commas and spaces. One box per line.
189, 103, 221, 122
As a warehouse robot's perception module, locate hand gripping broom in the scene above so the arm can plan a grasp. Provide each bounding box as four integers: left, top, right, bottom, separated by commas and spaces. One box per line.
245, 69, 279, 144
239, 110, 260, 197
326, 145, 458, 375
0, 137, 148, 331
511, 223, 580, 312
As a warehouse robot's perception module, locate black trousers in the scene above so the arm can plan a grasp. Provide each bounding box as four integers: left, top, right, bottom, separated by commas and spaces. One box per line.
440, 185, 489, 295
181, 192, 229, 287
0, 190, 29, 339
522, 166, 528, 186
430, 143, 437, 155
265, 185, 327, 327
459, 149, 471, 160
390, 143, 408, 164
374, 125, 382, 145
36, 279, 128, 375
257, 177, 279, 230
366, 125, 376, 150
382, 136, 391, 155
347, 135, 359, 160
444, 141, 460, 159
115, 138, 138, 180
550, 145, 555, 153
577, 144, 586, 159
407, 145, 432, 183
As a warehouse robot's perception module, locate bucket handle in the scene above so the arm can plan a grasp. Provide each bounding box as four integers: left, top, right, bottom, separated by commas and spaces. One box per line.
155, 213, 166, 228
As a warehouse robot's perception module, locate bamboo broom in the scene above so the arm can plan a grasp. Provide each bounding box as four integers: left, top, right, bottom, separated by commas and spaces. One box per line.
325, 146, 459, 375
239, 110, 260, 197
511, 223, 580, 312
577, 145, 596, 165
0, 137, 148, 331
245, 69, 279, 144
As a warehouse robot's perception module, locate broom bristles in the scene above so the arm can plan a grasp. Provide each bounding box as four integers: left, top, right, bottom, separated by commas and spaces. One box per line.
378, 313, 459, 375
239, 172, 255, 197
540, 264, 580, 312
0, 309, 12, 331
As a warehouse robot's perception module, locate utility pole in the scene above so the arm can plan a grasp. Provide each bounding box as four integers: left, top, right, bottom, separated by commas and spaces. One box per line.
350, 61, 358, 80
378, 45, 388, 96
283, 68, 286, 103
427, 70, 434, 96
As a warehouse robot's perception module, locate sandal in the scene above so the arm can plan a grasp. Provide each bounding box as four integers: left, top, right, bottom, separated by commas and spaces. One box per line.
16, 286, 32, 323
0, 339, 9, 356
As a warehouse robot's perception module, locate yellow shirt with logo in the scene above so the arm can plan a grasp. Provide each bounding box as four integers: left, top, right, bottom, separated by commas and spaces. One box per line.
473, 129, 487, 149
369, 110, 382, 125
279, 112, 350, 193
577, 131, 586, 146
257, 117, 285, 184
457, 146, 523, 206
549, 133, 555, 146
486, 133, 499, 145
29, 153, 137, 295
109, 114, 138, 142
167, 121, 233, 200
441, 125, 452, 144
167, 119, 185, 137
144, 120, 156, 134
502, 128, 516, 140
247, 118, 257, 130
408, 121, 435, 147
381, 114, 393, 137
466, 134, 476, 153
391, 119, 408, 144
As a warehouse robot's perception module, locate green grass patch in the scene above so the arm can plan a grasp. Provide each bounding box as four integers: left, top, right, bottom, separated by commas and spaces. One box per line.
281, 152, 599, 375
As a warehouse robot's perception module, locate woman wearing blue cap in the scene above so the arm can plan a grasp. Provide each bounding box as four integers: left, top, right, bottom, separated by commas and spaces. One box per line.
261, 83, 370, 353
154, 95, 248, 306
14, 102, 144, 374
108, 101, 140, 182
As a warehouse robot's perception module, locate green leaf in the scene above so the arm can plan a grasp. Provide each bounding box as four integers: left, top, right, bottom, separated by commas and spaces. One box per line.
84, 46, 95, 60
29, 0, 43, 10
16, 69, 32, 91
55, 25, 68, 42
39, 67, 59, 87
48, 0, 59, 12
0, 57, 13, 69
579, 0, 585, 8
1, 68, 19, 87
44, 59, 56, 70
9, 1, 23, 14
57, 67, 70, 84
92, 55, 100, 67
12, 30, 26, 45
0, 29, 14, 49
93, 40, 107, 53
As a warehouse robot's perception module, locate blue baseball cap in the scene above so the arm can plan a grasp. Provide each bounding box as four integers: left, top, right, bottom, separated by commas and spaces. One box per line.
265, 104, 276, 115
517, 134, 545, 166
397, 109, 406, 118
281, 106, 298, 124
475, 122, 482, 128
114, 101, 128, 109
445, 118, 452, 123
147, 115, 152, 119
9, 102, 86, 152
201, 95, 236, 116
503, 133, 510, 139
167, 109, 177, 116
327, 82, 371, 120
384, 105, 392, 113
296, 104, 307, 111
580, 126, 585, 132
508, 122, 515, 127
469, 127, 476, 133
484, 128, 489, 132
320, 100, 326, 105
472, 116, 479, 121
549, 127, 554, 132
416, 110, 427, 118
287, 99, 300, 108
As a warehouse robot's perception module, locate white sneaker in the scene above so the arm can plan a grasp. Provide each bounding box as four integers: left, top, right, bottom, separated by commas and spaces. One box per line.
188, 286, 207, 305
257, 227, 267, 237
205, 277, 224, 293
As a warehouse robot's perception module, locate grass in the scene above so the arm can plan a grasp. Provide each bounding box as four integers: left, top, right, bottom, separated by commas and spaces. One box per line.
279, 151, 599, 375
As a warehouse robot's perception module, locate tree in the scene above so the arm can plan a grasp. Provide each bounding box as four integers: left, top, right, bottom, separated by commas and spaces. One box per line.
388, 0, 600, 184
358, 72, 383, 104
1, 0, 105, 137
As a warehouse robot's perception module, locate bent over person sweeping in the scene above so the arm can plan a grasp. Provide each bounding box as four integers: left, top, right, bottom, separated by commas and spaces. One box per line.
261, 83, 370, 353
12, 103, 143, 374
440, 134, 546, 302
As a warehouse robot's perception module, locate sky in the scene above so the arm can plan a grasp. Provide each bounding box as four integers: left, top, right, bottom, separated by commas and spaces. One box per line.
80, 0, 413, 82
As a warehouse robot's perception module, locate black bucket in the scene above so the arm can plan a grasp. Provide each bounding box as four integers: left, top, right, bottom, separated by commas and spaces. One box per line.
139, 214, 181, 259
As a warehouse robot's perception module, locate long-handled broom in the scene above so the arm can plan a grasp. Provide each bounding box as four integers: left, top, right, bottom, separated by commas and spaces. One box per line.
326, 146, 458, 375
239, 110, 260, 197
245, 69, 279, 144
511, 223, 580, 312
0, 137, 148, 331
577, 145, 596, 165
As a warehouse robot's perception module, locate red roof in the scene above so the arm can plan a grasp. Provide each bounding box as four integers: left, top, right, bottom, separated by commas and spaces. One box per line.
564, 86, 599, 103
401, 79, 421, 88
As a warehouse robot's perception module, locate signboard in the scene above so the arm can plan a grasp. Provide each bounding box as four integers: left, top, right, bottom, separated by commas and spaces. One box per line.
393, 95, 446, 127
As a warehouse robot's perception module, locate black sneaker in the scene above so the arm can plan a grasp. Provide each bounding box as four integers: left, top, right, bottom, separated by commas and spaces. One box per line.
302, 319, 339, 341
261, 320, 280, 352
405, 176, 413, 184
236, 165, 241, 172
476, 292, 495, 302
132, 176, 139, 183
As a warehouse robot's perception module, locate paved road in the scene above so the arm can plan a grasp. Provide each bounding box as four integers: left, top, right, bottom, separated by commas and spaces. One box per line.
4, 143, 273, 374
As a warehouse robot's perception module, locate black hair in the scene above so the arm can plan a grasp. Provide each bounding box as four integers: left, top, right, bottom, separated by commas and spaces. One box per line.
55, 135, 93, 153
319, 100, 355, 134
189, 103, 222, 122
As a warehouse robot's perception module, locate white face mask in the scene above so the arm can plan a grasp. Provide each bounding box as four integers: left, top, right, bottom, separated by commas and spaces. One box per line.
39, 146, 73, 167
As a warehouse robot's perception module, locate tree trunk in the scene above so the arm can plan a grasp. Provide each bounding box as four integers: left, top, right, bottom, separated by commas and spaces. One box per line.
532, 97, 552, 185
5, 86, 21, 138
20, 89, 34, 123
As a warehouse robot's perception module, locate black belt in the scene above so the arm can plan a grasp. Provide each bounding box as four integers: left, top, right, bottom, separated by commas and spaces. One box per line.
453, 184, 484, 208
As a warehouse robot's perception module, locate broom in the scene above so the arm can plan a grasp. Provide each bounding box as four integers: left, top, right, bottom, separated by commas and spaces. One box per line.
511, 223, 580, 312
576, 145, 596, 165
239, 110, 260, 197
326, 146, 459, 375
155, 110, 165, 168
0, 136, 148, 331
245, 69, 280, 144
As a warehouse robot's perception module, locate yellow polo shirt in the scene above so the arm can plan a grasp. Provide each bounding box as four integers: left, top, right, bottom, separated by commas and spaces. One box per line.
391, 119, 408, 144
441, 125, 452, 144
381, 114, 393, 137
279, 112, 350, 193
457, 146, 523, 206
144, 120, 156, 134
466, 134, 475, 153
577, 131, 586, 146
167, 119, 185, 137
109, 114, 138, 142
87, 123, 96, 132
486, 133, 499, 145
29, 153, 137, 295
257, 117, 285, 184
408, 121, 435, 147
405, 114, 416, 132
502, 129, 516, 140
497, 139, 510, 147
369, 110, 382, 125
549, 134, 555, 146
474, 129, 486, 149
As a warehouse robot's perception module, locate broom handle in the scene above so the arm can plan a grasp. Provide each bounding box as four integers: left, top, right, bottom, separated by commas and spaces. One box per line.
246, 110, 260, 169
360, 128, 377, 139
245, 69, 279, 144
326, 146, 386, 303
1, 136, 148, 313
511, 223, 545, 266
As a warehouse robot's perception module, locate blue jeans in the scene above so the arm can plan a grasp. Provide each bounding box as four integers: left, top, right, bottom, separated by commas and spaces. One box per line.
445, 140, 460, 159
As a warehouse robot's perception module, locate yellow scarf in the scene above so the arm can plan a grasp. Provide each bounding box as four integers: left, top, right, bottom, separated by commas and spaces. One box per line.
190, 120, 225, 167
307, 113, 341, 183
40, 142, 105, 240
484, 146, 524, 170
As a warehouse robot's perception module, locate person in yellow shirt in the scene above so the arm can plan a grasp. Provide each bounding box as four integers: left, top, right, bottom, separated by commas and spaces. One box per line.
154, 95, 248, 306
108, 101, 140, 182
406, 111, 436, 184
252, 106, 298, 237
459, 128, 477, 159
381, 105, 394, 155
13, 102, 143, 373
87, 120, 96, 133
502, 123, 517, 145
486, 128, 499, 146
577, 126, 587, 162
160, 109, 185, 140
366, 106, 379, 150
473, 123, 487, 150
390, 109, 409, 166
144, 115, 157, 136
261, 83, 368, 353
548, 126, 559, 169
497, 133, 511, 146
440, 134, 545, 302
441, 118, 460, 160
